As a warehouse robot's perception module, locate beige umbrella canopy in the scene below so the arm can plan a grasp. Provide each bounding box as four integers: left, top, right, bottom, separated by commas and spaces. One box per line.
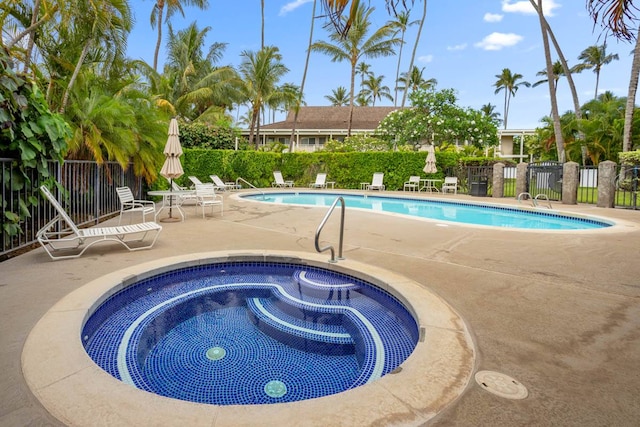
423, 144, 437, 174
159, 118, 184, 221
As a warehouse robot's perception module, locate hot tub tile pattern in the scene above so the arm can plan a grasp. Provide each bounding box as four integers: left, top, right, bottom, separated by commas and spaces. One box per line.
83, 262, 419, 405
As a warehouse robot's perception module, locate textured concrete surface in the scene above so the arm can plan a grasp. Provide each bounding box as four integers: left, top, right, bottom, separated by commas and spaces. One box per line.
1, 189, 640, 426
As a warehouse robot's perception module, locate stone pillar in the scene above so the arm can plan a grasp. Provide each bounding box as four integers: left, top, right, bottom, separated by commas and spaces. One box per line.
515, 162, 528, 198
492, 162, 505, 198
597, 160, 617, 208
562, 161, 579, 205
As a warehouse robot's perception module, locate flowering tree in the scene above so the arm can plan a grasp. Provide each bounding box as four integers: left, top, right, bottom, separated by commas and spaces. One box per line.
376, 88, 499, 149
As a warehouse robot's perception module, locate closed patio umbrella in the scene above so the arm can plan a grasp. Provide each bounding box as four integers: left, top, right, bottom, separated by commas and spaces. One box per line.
159, 118, 184, 222
423, 144, 437, 174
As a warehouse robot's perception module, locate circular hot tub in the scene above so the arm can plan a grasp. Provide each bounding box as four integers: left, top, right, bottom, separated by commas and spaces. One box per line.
23, 251, 475, 426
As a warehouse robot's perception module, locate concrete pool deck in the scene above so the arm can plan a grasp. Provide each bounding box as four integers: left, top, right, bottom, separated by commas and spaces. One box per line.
2, 189, 640, 426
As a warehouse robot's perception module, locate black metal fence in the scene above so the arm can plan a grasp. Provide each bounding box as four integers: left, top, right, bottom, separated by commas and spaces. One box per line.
1, 159, 142, 259
615, 165, 639, 209
528, 161, 563, 201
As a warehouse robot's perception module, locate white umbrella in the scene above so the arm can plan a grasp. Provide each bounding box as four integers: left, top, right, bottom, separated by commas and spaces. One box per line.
159, 118, 184, 221
423, 144, 437, 174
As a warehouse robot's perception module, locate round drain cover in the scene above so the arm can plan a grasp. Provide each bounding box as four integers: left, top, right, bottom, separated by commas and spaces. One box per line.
475, 370, 528, 400
264, 380, 287, 398
206, 347, 226, 361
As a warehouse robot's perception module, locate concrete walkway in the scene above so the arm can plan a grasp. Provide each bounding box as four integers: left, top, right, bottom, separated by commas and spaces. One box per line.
1, 190, 640, 426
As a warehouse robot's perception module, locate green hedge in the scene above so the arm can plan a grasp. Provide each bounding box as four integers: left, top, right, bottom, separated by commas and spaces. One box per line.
159, 149, 491, 191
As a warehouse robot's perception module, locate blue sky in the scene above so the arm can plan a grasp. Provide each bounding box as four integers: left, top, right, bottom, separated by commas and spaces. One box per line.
127, 0, 634, 129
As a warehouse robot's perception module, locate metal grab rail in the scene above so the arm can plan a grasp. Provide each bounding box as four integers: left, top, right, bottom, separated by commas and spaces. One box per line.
315, 196, 345, 263
236, 177, 265, 199
534, 193, 553, 209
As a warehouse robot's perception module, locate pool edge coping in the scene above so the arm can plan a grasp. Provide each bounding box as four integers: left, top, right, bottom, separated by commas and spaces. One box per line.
22, 250, 476, 427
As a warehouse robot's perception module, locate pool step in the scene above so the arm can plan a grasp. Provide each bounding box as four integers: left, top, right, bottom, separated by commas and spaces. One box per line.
247, 297, 355, 355
292, 270, 360, 301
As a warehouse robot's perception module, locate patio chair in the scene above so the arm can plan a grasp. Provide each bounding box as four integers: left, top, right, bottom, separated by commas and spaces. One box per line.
403, 176, 420, 192
272, 171, 294, 187
309, 173, 327, 189
37, 185, 162, 260
442, 176, 458, 194
195, 183, 224, 218
188, 176, 204, 187
116, 186, 156, 225
210, 174, 240, 191
171, 180, 197, 205
366, 172, 385, 191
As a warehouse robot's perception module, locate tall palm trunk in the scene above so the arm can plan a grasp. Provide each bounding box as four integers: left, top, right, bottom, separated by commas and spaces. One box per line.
624, 26, 640, 152
60, 41, 91, 114
348, 60, 357, 136
153, 2, 165, 72
537, 0, 564, 160
394, 28, 406, 107
21, 0, 41, 74
401, 0, 426, 108
261, 0, 265, 48
289, 0, 317, 152
249, 104, 260, 149
503, 90, 509, 129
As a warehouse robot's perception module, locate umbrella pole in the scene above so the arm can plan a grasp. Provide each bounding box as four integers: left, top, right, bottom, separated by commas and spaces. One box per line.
169, 179, 174, 218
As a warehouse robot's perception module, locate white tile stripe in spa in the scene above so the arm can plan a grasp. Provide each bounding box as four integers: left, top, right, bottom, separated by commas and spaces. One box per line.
297, 270, 355, 288
117, 282, 386, 387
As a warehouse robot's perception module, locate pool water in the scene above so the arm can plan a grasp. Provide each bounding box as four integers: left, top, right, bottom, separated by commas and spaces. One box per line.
243, 193, 611, 230
82, 262, 419, 405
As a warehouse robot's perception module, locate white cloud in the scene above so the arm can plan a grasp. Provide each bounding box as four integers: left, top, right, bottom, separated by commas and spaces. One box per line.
279, 0, 312, 16
474, 32, 523, 50
447, 43, 468, 51
418, 55, 433, 63
501, 0, 561, 17
484, 13, 503, 23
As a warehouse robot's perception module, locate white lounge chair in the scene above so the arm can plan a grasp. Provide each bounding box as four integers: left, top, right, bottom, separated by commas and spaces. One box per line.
37, 185, 162, 260
366, 172, 385, 191
442, 176, 458, 194
403, 176, 420, 192
272, 171, 294, 187
309, 173, 327, 189
171, 180, 197, 205
189, 176, 204, 187
210, 174, 240, 191
195, 183, 224, 218
116, 186, 156, 225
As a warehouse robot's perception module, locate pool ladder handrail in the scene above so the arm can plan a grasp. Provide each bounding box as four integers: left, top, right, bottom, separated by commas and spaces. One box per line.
517, 192, 553, 209
315, 196, 345, 263
236, 177, 265, 199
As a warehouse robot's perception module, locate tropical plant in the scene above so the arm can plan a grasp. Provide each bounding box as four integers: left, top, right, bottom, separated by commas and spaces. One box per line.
150, 0, 209, 71
480, 103, 501, 126
318, 0, 415, 37
361, 74, 393, 106
532, 60, 565, 89
493, 68, 530, 129
325, 86, 350, 106
311, 4, 400, 134
238, 46, 290, 148
396, 65, 437, 100
355, 62, 373, 91
572, 44, 620, 98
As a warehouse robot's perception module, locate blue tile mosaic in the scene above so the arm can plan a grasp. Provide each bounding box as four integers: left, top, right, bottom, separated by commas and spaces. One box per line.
83, 262, 419, 405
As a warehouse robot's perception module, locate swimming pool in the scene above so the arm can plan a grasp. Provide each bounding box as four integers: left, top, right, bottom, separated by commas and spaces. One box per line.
242, 192, 612, 230
82, 261, 419, 405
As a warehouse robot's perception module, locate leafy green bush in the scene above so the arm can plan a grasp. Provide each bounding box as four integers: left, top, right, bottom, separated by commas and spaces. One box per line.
178, 121, 241, 150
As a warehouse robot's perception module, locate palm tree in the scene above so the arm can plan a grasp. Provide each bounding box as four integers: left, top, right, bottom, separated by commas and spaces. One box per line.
238, 46, 290, 148
150, 0, 209, 72
318, 0, 415, 37
401, 0, 427, 108
396, 66, 437, 100
493, 68, 530, 129
480, 103, 502, 126
60, 0, 133, 114
388, 10, 419, 106
573, 44, 620, 98
532, 60, 565, 89
289, 0, 317, 151
356, 62, 373, 91
325, 86, 350, 106
361, 74, 393, 106
586, 0, 639, 152
311, 5, 400, 134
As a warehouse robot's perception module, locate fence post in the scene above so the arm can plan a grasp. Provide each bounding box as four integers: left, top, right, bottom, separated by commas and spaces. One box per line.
562, 162, 579, 205
492, 162, 504, 198
597, 160, 616, 208
515, 162, 528, 198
